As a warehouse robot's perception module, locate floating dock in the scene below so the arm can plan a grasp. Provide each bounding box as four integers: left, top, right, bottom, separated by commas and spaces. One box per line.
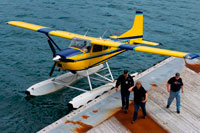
38, 57, 200, 133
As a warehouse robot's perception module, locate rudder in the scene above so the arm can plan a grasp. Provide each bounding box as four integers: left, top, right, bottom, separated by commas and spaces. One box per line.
118, 11, 143, 41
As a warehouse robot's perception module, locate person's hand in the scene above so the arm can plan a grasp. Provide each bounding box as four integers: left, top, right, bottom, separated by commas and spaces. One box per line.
182, 89, 184, 93
115, 88, 119, 91
167, 88, 170, 93
142, 100, 146, 103
128, 87, 132, 92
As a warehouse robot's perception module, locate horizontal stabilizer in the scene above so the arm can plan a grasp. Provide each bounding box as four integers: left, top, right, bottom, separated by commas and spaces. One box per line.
134, 40, 161, 46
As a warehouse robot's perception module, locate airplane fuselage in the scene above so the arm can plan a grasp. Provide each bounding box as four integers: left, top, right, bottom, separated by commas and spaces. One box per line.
56, 45, 126, 71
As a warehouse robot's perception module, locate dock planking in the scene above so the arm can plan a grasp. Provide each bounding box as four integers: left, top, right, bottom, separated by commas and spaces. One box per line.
38, 57, 200, 133
147, 68, 200, 133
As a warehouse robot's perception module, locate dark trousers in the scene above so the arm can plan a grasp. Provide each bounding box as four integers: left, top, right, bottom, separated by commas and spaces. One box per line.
133, 102, 146, 121
121, 91, 130, 110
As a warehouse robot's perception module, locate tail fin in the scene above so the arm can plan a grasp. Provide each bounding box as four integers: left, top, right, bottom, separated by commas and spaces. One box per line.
110, 11, 161, 46
117, 11, 143, 41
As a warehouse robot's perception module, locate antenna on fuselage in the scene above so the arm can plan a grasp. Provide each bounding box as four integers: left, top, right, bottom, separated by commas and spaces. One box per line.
100, 30, 108, 39
84, 28, 90, 36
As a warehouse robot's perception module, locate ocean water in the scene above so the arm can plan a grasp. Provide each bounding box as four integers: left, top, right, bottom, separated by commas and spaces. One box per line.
0, 0, 200, 132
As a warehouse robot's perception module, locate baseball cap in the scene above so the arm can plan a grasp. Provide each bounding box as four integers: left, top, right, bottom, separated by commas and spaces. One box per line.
175, 73, 180, 77
124, 70, 128, 74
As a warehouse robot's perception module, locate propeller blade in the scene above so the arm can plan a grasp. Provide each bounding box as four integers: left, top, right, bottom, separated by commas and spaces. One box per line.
48, 39, 56, 57
49, 63, 56, 77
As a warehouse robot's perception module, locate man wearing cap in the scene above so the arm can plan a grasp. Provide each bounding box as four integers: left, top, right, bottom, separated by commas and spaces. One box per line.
166, 73, 184, 113
115, 70, 134, 114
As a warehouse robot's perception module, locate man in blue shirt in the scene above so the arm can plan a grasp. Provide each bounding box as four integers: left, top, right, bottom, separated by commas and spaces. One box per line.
166, 73, 184, 114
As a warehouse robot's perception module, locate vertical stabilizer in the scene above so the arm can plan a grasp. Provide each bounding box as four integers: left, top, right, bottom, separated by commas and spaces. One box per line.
118, 11, 143, 41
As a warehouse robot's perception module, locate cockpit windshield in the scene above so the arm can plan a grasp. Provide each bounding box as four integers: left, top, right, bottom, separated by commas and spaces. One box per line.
69, 38, 91, 53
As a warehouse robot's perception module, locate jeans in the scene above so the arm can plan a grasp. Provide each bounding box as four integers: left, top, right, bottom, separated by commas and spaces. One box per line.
167, 90, 181, 111
121, 91, 130, 110
133, 102, 146, 121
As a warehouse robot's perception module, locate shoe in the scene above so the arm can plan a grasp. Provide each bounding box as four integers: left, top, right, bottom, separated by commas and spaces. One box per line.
131, 120, 135, 124
121, 106, 125, 110
177, 110, 180, 114
124, 110, 128, 114
143, 116, 146, 119
166, 105, 169, 108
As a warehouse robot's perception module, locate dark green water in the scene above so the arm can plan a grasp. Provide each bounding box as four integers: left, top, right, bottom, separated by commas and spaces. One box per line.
0, 0, 200, 132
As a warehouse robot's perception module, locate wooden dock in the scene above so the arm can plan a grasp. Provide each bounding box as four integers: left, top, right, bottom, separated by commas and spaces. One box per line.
38, 57, 200, 133
147, 67, 200, 133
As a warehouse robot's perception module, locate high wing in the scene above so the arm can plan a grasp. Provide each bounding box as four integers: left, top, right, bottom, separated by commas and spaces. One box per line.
117, 44, 199, 59
7, 21, 122, 47
8, 21, 199, 59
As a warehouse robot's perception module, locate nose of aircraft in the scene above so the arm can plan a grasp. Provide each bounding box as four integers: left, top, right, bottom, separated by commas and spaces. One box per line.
52, 48, 83, 62
53, 55, 61, 62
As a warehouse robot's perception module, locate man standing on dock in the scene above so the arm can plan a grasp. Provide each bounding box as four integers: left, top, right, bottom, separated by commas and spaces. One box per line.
115, 70, 134, 114
129, 81, 148, 124
166, 73, 184, 114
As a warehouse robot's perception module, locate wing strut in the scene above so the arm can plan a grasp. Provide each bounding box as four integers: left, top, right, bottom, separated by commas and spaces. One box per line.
46, 34, 61, 51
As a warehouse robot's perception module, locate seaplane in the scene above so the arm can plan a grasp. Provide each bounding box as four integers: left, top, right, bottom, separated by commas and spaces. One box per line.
8, 11, 199, 109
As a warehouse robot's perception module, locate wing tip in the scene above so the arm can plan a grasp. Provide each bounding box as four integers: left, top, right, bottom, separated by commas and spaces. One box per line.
7, 21, 21, 25
7, 21, 14, 25
136, 10, 143, 14
184, 54, 199, 59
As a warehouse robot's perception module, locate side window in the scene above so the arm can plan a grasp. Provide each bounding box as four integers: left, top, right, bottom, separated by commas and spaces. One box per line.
103, 46, 109, 50
93, 45, 103, 52
70, 38, 91, 53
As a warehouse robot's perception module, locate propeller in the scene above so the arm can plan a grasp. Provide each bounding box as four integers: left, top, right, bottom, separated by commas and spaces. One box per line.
47, 37, 74, 77
49, 62, 56, 77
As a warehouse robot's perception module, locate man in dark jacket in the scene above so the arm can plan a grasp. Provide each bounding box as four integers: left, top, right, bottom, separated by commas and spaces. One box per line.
166, 73, 184, 114
115, 70, 134, 113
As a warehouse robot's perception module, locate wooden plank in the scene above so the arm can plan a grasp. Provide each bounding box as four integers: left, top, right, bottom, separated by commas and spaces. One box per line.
147, 68, 200, 133
87, 117, 130, 133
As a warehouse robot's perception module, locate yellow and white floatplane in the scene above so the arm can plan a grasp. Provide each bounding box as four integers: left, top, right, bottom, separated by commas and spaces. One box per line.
8, 11, 198, 108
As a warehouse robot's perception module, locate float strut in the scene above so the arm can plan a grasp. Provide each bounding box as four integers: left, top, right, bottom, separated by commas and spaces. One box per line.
106, 62, 114, 82
87, 70, 93, 90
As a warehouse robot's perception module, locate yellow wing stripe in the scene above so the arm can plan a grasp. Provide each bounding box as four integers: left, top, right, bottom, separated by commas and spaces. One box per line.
134, 46, 188, 58
50, 31, 79, 40
49, 30, 122, 47
7, 21, 123, 47
8, 21, 47, 31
